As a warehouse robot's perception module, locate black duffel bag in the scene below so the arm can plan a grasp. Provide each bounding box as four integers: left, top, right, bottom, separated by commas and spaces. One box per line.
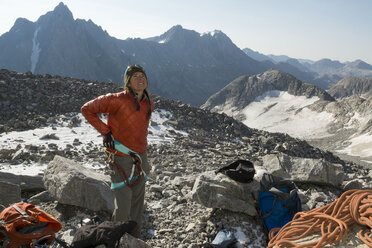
70, 220, 137, 248
216, 159, 255, 183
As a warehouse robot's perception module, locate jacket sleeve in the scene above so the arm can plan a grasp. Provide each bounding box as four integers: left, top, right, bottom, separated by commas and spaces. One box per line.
81, 94, 115, 135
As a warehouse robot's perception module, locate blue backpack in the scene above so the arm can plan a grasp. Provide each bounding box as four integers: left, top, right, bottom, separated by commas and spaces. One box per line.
258, 173, 302, 234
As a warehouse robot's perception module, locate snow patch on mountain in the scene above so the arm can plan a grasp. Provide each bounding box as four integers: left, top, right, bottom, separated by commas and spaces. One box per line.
337, 133, 372, 162
345, 112, 364, 129
31, 27, 41, 73
240, 91, 335, 139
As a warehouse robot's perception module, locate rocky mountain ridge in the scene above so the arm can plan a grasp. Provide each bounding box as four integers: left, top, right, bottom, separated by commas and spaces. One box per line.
0, 2, 127, 83
328, 77, 372, 98
201, 70, 334, 114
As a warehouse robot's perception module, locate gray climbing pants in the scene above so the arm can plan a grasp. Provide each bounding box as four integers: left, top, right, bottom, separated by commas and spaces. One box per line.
110, 153, 150, 238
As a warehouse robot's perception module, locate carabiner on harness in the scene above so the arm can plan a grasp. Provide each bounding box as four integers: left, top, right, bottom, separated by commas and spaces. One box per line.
128, 152, 147, 182
103, 148, 117, 164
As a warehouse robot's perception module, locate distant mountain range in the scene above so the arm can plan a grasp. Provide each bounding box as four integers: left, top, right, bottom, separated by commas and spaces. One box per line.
1, 2, 372, 106
0, 3, 266, 106
243, 48, 372, 89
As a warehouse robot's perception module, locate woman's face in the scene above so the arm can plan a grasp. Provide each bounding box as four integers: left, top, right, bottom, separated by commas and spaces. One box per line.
129, 72, 147, 93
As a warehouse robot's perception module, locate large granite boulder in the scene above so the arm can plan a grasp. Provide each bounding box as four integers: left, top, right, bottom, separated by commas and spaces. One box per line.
191, 171, 259, 216
261, 153, 344, 187
43, 155, 114, 213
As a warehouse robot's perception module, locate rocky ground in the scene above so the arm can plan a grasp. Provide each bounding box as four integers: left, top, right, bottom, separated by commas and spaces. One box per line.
1, 69, 371, 247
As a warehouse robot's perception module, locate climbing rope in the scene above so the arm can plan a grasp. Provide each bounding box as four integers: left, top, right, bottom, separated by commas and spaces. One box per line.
267, 189, 372, 248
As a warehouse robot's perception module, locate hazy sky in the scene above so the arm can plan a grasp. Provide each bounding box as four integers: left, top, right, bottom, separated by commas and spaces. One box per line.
1, 0, 372, 64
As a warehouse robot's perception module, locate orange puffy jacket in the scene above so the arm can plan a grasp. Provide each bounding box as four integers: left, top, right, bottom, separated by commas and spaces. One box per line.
81, 90, 154, 155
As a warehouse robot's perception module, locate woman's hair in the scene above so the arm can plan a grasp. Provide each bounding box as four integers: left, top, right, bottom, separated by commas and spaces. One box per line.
123, 65, 152, 120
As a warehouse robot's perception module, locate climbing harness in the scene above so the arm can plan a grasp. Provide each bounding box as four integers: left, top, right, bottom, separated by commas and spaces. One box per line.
267, 189, 372, 248
103, 141, 147, 190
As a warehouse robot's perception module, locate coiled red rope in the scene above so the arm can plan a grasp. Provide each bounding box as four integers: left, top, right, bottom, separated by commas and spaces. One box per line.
267, 189, 372, 248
